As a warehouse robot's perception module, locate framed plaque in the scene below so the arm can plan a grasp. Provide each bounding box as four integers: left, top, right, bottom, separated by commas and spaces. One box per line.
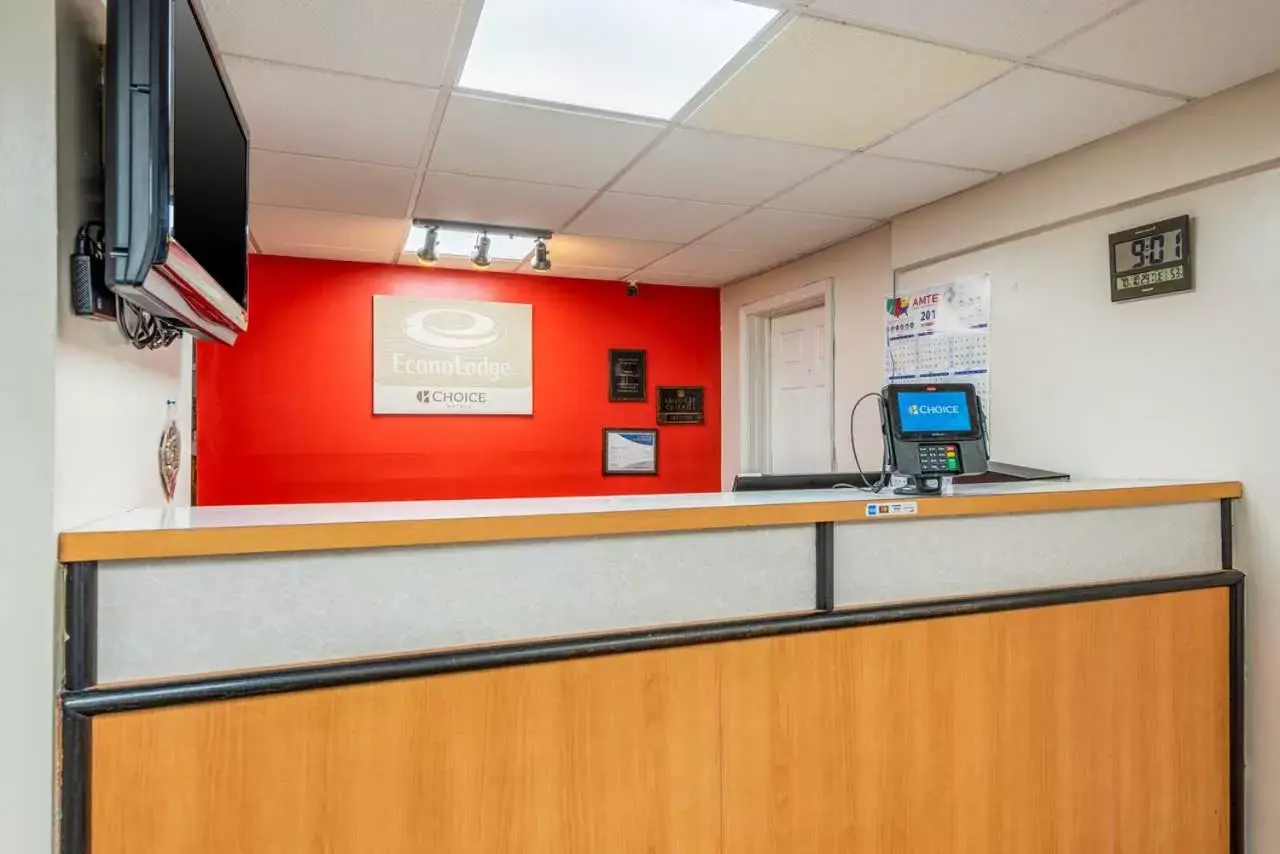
608, 349, 647, 402
603, 428, 658, 475
656, 386, 705, 425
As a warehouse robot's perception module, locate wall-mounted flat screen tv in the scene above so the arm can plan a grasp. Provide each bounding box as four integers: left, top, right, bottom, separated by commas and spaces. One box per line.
105, 0, 250, 343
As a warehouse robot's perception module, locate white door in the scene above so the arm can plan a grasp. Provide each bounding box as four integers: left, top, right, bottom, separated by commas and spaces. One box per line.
768, 306, 831, 473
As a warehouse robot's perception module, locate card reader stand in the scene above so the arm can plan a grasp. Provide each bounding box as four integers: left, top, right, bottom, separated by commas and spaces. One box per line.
895, 475, 943, 496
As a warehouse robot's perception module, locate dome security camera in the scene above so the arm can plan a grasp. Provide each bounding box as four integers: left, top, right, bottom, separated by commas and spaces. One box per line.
626, 281, 638, 297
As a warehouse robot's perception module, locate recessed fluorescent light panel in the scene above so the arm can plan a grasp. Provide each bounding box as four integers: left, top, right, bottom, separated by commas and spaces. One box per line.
458, 0, 778, 119
405, 226, 534, 261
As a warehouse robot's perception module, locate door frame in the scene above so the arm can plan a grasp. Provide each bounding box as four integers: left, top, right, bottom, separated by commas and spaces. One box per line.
739, 278, 835, 474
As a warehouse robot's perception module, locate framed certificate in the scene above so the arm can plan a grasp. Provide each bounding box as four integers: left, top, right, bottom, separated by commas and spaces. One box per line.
602, 428, 658, 475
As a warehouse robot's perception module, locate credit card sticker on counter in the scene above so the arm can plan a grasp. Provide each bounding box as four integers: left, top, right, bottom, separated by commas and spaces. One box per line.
865, 501, 919, 518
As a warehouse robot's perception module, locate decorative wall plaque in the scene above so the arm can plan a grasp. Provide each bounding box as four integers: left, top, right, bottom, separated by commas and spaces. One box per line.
609, 349, 647, 402
656, 386, 704, 425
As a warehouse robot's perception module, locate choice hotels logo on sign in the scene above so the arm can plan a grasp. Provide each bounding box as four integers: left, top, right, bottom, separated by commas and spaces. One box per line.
907, 403, 960, 416
373, 296, 532, 415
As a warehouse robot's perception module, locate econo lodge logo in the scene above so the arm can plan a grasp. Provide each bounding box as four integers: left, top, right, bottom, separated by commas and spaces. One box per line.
402, 308, 500, 350
392, 306, 515, 382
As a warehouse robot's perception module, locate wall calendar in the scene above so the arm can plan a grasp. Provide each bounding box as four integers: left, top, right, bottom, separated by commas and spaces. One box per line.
885, 273, 991, 423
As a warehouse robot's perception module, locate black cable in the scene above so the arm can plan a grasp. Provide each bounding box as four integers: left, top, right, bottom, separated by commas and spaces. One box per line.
849, 391, 889, 493
116, 296, 182, 350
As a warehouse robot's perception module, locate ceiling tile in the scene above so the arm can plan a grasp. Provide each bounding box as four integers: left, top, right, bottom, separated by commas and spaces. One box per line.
566, 193, 747, 243
525, 264, 634, 281
767, 154, 994, 218
1040, 0, 1280, 97
686, 17, 1012, 150
698, 208, 878, 254
250, 205, 407, 259
809, 0, 1129, 57
430, 96, 663, 189
871, 67, 1183, 172
458, 0, 776, 119
395, 253, 524, 273
611, 128, 846, 205
547, 235, 680, 269
226, 57, 438, 167
251, 151, 416, 218
639, 243, 795, 281
203, 0, 463, 86
414, 172, 595, 231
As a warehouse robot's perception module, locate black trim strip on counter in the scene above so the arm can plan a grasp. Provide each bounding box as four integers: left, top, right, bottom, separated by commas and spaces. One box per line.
64, 561, 97, 692
63, 570, 1243, 717
1221, 498, 1235, 570
60, 710, 90, 854
815, 522, 834, 612
1230, 575, 1245, 854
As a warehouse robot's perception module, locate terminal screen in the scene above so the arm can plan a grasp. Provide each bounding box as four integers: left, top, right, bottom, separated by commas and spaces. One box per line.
896, 390, 972, 434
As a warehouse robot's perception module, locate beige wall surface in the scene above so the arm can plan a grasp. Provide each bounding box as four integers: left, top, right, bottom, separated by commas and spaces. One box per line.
719, 226, 891, 487
892, 70, 1280, 270
722, 68, 1280, 853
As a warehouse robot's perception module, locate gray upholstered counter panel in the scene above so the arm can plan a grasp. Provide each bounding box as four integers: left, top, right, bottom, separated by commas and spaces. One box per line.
98, 524, 814, 684
834, 502, 1219, 607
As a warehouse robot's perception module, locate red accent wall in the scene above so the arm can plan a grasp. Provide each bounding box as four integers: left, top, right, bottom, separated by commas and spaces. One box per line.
195, 255, 721, 505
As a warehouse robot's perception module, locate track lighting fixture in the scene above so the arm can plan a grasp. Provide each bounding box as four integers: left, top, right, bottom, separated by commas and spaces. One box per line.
408, 220, 552, 270
471, 231, 492, 269
532, 237, 552, 272
416, 226, 439, 265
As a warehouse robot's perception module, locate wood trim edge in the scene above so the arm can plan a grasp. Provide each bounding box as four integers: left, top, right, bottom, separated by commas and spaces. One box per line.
58, 481, 1243, 563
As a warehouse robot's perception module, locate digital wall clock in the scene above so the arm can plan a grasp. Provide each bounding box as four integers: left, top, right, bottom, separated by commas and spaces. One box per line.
1109, 214, 1193, 302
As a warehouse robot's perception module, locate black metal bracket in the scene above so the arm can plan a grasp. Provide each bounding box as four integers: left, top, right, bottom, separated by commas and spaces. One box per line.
815, 522, 834, 612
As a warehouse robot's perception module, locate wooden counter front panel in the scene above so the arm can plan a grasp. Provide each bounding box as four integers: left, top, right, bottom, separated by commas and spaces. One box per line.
90, 648, 723, 854
89, 589, 1228, 854
721, 588, 1229, 853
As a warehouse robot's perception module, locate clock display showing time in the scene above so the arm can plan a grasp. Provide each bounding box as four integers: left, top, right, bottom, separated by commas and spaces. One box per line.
1114, 227, 1184, 273
1108, 215, 1192, 302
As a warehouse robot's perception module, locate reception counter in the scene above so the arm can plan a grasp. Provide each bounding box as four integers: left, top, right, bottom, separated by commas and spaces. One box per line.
58, 478, 1244, 854
60, 478, 1239, 686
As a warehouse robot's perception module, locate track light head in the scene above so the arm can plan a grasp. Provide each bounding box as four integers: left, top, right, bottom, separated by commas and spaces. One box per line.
416, 226, 439, 265
532, 237, 552, 272
471, 231, 492, 269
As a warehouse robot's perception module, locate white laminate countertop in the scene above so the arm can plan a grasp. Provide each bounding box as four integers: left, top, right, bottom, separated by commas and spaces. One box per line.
67, 478, 1215, 535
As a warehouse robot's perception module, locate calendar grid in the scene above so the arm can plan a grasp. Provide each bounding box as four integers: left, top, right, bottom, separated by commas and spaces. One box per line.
885, 275, 991, 423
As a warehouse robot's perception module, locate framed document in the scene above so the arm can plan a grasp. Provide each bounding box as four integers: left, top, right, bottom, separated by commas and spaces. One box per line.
602, 428, 658, 475
656, 386, 705, 425
608, 349, 647, 402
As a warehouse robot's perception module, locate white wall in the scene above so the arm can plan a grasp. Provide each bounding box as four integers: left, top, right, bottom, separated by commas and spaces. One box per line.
0, 0, 59, 850
720, 226, 891, 487
0, 0, 192, 849
54, 0, 191, 533
721, 70, 1280, 852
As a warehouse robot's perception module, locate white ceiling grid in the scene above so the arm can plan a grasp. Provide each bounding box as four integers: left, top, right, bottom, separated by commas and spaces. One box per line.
202, 0, 1280, 286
